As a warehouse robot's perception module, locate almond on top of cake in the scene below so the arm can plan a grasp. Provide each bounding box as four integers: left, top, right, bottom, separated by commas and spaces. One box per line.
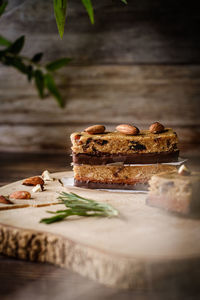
147, 166, 200, 216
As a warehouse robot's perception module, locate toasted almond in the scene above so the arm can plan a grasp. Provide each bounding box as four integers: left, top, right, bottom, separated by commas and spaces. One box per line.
149, 122, 165, 134
84, 125, 105, 134
178, 165, 191, 176
10, 191, 31, 200
23, 176, 44, 186
116, 124, 139, 135
0, 195, 13, 204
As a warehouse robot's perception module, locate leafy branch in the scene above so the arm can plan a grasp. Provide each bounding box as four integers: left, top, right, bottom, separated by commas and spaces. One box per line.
54, 0, 127, 39
40, 192, 119, 224
0, 1, 71, 107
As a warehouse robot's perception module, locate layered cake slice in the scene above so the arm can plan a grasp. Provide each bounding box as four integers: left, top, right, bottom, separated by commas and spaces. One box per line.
71, 124, 179, 165
71, 123, 179, 190
147, 166, 200, 216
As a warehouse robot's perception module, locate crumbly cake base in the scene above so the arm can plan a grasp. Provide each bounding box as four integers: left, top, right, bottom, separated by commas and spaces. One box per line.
73, 164, 177, 189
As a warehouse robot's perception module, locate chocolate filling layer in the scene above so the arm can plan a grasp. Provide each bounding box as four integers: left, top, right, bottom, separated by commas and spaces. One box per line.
74, 179, 148, 190
72, 151, 179, 165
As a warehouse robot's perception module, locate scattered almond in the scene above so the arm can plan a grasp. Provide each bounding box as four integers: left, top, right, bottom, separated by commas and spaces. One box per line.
10, 191, 31, 200
178, 165, 191, 176
84, 125, 105, 134
149, 122, 165, 134
32, 184, 44, 193
0, 195, 13, 204
116, 124, 139, 135
23, 176, 44, 186
42, 170, 54, 181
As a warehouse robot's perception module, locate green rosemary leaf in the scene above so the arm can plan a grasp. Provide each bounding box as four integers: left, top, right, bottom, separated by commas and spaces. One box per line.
7, 35, 25, 55
40, 213, 68, 224
34, 69, 44, 98
40, 192, 119, 224
31, 52, 43, 63
53, 0, 67, 39
0, 0, 7, 17
121, 0, 127, 4
0, 35, 11, 47
44, 73, 64, 107
81, 0, 94, 24
46, 57, 71, 71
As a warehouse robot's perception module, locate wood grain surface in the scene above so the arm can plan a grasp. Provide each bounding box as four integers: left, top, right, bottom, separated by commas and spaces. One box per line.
0, 0, 200, 152
1, 170, 200, 290
0, 153, 200, 299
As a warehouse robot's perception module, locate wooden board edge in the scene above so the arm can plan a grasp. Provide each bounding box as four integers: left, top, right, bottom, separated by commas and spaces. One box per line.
1, 222, 200, 289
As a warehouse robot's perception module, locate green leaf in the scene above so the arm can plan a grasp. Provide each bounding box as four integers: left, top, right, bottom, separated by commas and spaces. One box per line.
40, 213, 68, 224
81, 0, 94, 24
4, 56, 28, 74
27, 65, 33, 81
31, 52, 43, 63
34, 70, 44, 98
46, 57, 71, 71
0, 35, 11, 47
45, 73, 64, 107
8, 36, 25, 55
39, 192, 119, 224
0, 1, 8, 17
121, 0, 127, 4
53, 0, 67, 39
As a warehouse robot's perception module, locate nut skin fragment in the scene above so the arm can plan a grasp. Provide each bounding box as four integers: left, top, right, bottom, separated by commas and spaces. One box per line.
9, 191, 31, 200
32, 184, 44, 193
23, 176, 44, 187
0, 195, 13, 204
149, 122, 165, 134
84, 125, 105, 134
42, 170, 54, 181
116, 124, 140, 135
178, 165, 191, 176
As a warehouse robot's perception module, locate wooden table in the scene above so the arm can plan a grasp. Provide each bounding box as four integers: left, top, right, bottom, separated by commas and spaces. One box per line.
1, 152, 200, 300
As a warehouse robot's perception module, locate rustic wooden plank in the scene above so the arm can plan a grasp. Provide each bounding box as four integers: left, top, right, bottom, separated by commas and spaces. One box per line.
0, 124, 200, 153
1, 256, 199, 300
0, 65, 200, 126
1, 0, 200, 64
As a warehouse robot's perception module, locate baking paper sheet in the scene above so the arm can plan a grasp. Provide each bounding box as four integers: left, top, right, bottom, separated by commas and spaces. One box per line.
61, 176, 148, 193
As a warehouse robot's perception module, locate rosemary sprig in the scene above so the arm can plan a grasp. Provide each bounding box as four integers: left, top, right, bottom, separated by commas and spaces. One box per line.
40, 192, 119, 224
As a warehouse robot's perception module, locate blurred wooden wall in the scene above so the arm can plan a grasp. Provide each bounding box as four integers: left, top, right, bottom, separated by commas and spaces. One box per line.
0, 0, 199, 153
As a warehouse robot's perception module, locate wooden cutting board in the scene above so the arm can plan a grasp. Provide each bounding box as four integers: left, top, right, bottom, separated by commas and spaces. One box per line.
0, 171, 200, 289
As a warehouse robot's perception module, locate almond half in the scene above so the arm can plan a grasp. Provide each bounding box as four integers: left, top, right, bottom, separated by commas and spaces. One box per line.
116, 124, 139, 135
10, 191, 31, 200
23, 176, 44, 186
84, 125, 105, 134
149, 122, 165, 134
0, 195, 13, 204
